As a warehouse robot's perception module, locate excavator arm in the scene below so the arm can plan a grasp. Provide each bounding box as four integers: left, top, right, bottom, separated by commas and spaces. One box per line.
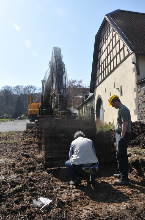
41, 47, 68, 115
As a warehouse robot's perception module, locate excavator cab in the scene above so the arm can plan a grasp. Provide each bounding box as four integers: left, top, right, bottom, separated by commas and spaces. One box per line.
28, 102, 41, 122
27, 94, 41, 122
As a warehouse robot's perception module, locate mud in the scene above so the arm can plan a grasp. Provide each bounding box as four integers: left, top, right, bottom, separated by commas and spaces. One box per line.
130, 121, 145, 148
0, 128, 145, 220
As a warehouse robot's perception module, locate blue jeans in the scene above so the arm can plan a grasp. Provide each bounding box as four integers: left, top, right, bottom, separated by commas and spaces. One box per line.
65, 160, 82, 181
116, 133, 131, 180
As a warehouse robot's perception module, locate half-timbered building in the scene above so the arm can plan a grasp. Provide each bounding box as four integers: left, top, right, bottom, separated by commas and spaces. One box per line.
87, 9, 145, 124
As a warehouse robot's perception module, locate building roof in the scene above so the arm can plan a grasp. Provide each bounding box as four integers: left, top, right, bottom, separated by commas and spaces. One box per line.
90, 9, 145, 93
106, 10, 145, 54
77, 93, 94, 109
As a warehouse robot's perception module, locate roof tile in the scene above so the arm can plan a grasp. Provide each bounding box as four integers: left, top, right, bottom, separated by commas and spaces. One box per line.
108, 10, 145, 53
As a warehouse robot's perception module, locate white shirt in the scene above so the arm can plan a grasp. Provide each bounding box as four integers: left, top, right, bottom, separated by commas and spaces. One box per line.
69, 137, 98, 165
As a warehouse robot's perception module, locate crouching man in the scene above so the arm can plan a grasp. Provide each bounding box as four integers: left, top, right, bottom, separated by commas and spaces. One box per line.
65, 131, 98, 185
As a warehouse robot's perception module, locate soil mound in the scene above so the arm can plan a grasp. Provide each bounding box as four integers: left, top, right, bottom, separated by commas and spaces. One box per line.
0, 129, 145, 219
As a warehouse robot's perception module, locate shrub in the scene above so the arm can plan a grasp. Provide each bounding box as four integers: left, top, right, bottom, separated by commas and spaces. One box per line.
96, 120, 114, 132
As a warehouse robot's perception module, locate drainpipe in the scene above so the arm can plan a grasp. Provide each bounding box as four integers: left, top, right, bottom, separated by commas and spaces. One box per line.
132, 53, 140, 121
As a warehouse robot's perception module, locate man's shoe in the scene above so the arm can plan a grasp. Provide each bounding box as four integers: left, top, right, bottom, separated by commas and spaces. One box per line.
69, 180, 76, 185
69, 178, 81, 186
114, 178, 129, 185
114, 174, 121, 179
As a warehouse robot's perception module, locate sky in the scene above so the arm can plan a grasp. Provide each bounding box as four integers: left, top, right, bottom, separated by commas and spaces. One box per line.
0, 0, 145, 90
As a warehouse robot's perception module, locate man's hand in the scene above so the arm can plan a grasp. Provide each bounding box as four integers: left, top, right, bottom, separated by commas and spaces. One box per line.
121, 122, 128, 137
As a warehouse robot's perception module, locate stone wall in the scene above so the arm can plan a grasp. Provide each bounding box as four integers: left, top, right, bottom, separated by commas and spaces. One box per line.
137, 79, 145, 123
37, 116, 96, 167
94, 131, 116, 164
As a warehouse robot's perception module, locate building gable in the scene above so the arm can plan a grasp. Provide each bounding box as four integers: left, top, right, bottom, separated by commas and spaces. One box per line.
107, 10, 145, 54
96, 21, 131, 87
90, 10, 145, 93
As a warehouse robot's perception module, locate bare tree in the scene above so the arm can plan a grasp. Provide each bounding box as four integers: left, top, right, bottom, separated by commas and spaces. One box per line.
66, 80, 89, 110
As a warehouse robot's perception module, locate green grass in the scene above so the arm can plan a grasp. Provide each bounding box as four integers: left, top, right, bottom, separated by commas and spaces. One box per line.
1, 139, 17, 144
0, 131, 15, 137
0, 132, 16, 144
96, 120, 115, 132
0, 119, 12, 122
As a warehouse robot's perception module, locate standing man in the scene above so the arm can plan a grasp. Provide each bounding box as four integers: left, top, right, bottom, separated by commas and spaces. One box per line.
108, 95, 131, 185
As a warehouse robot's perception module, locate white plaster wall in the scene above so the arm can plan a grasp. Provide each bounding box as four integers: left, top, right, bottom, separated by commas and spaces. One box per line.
138, 55, 145, 81
94, 54, 138, 125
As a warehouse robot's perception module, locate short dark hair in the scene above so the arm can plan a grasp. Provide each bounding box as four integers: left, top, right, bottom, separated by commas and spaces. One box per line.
112, 97, 120, 103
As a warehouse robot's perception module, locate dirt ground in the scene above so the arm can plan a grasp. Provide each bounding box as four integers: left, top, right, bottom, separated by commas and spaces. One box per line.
0, 129, 145, 220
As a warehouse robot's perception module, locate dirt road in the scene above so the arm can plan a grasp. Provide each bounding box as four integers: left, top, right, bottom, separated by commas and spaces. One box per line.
0, 120, 29, 132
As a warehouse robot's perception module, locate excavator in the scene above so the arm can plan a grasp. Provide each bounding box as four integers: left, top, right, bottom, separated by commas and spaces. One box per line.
36, 47, 96, 167
27, 94, 41, 122
26, 47, 68, 129
40, 47, 68, 116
